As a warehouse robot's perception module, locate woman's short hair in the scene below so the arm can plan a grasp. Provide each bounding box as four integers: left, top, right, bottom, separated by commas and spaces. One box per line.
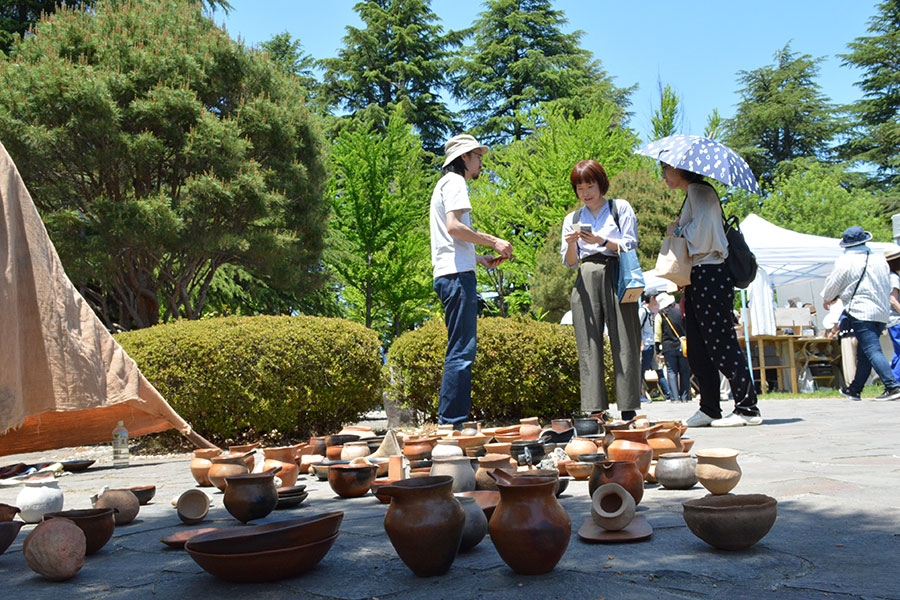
570, 160, 610, 196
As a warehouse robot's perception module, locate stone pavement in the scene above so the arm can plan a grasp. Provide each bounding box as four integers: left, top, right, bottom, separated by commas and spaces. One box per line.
0, 396, 898, 600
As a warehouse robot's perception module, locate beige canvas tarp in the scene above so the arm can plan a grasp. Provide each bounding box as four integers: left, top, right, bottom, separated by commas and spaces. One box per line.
0, 141, 212, 456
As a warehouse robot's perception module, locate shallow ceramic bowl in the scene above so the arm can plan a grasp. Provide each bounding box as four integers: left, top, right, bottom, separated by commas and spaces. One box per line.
44, 508, 116, 555
177, 489, 210, 525
450, 434, 491, 450
484, 442, 511, 456
566, 461, 593, 481
681, 439, 695, 453
186, 512, 344, 556
682, 494, 777, 550
160, 527, 221, 549
0, 521, 24, 555
60, 459, 96, 472
492, 433, 521, 443
325, 434, 360, 447
327, 464, 378, 498
129, 485, 156, 505
186, 532, 339, 583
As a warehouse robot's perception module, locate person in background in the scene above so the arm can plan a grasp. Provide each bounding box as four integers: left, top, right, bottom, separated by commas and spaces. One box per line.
430, 134, 513, 428
822, 227, 900, 402
639, 294, 673, 402
561, 159, 642, 421
884, 246, 900, 383
656, 292, 691, 402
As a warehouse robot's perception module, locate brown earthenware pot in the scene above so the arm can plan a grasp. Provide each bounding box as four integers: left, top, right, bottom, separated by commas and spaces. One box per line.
475, 454, 516, 491
606, 425, 660, 476
190, 448, 221, 487
94, 489, 140, 525
44, 508, 116, 555
308, 436, 328, 456
0, 503, 20, 522
518, 418, 542, 441
380, 476, 465, 577
228, 443, 260, 469
564, 437, 598, 460
695, 448, 742, 495
682, 494, 777, 550
208, 452, 253, 491
488, 472, 570, 575
402, 436, 439, 462
327, 464, 378, 498
263, 446, 301, 487
223, 470, 279, 523
647, 426, 685, 460
551, 418, 573, 432
588, 460, 644, 506
601, 422, 631, 453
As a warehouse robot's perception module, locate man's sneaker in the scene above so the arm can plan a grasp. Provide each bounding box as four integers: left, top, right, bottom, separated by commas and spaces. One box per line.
840, 387, 862, 401
874, 388, 900, 402
685, 410, 716, 427
710, 412, 764, 427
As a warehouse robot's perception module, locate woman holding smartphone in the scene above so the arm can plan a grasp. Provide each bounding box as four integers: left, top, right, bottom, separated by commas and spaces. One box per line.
561, 160, 642, 420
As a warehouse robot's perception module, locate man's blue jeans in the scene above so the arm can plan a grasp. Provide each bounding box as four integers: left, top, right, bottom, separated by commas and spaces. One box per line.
434, 272, 478, 425
848, 317, 900, 394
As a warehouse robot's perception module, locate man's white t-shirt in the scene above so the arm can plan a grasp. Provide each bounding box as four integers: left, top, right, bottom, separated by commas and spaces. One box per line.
430, 172, 476, 278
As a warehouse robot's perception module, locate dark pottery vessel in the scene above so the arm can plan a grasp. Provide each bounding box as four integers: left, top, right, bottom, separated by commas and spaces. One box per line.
509, 440, 545, 466
327, 464, 378, 498
128, 486, 156, 505
325, 434, 360, 447
577, 453, 607, 464
380, 476, 465, 577
682, 494, 777, 550
0, 503, 20, 522
0, 520, 24, 555
588, 460, 644, 505
223, 470, 279, 523
44, 508, 116, 555
573, 417, 601, 436
308, 436, 328, 456
456, 495, 488, 552
539, 427, 575, 445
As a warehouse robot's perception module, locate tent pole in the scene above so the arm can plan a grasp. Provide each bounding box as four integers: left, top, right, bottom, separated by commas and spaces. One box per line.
741, 288, 754, 384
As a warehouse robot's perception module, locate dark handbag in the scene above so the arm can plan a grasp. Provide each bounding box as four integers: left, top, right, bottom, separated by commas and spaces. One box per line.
723, 214, 757, 289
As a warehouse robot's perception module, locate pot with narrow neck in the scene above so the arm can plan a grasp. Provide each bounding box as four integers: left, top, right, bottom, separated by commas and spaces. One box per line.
606, 425, 660, 476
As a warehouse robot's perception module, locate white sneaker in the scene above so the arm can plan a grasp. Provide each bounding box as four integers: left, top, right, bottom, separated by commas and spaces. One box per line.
711, 412, 763, 427
685, 410, 715, 427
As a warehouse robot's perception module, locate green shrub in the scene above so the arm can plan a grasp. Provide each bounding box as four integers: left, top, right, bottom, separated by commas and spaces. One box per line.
115, 315, 383, 443
386, 317, 616, 423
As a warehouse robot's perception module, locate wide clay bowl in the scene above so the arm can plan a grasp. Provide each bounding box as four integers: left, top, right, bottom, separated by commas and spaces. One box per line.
44, 508, 116, 555
327, 464, 378, 498
186, 511, 344, 555
450, 434, 491, 451
325, 434, 360, 447
566, 461, 593, 481
682, 494, 777, 551
128, 486, 156, 505
0, 503, 20, 522
456, 490, 500, 520
0, 521, 24, 555
186, 531, 339, 583
310, 460, 349, 481
60, 459, 96, 473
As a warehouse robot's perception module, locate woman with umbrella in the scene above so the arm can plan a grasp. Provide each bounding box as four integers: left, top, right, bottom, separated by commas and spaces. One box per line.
640, 135, 762, 427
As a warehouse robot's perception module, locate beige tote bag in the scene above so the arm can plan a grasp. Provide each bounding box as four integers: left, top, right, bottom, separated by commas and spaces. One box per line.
655, 236, 691, 286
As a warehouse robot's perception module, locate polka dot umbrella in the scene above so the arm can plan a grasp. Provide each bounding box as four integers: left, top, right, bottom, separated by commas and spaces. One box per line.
635, 135, 762, 196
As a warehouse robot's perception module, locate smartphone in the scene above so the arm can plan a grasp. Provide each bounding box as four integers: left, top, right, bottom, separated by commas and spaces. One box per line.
580, 224, 592, 233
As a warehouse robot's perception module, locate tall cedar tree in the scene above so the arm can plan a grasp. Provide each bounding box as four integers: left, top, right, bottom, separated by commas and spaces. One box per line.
724, 44, 843, 184
321, 0, 461, 154
0, 0, 327, 330
840, 0, 900, 187
452, 0, 630, 145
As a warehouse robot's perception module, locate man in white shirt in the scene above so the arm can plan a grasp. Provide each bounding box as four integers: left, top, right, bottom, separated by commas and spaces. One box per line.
430, 134, 513, 428
822, 226, 900, 401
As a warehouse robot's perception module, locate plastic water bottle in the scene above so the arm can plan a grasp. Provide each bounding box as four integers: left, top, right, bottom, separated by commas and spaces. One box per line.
112, 421, 129, 468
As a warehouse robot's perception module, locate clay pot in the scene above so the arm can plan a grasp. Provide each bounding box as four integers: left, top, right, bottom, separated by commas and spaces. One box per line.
95, 489, 140, 525
224, 470, 278, 523
461, 421, 481, 436
456, 495, 488, 552
23, 518, 85, 581
402, 436, 439, 461
430, 456, 477, 493
0, 503, 21, 522
563, 437, 596, 460
128, 486, 156, 505
264, 446, 302, 487
432, 439, 464, 458
577, 453, 607, 464
695, 448, 742, 495
590, 483, 636, 531
0, 521, 23, 555
588, 460, 644, 506
381, 476, 466, 577
208, 452, 253, 491
519, 418, 542, 441
325, 434, 361, 447
551, 418, 573, 432
326, 445, 344, 460
228, 443, 260, 469
606, 425, 660, 476
308, 436, 328, 456
655, 452, 698, 490
493, 432, 521, 444
682, 494, 777, 550
681, 438, 695, 453
186, 512, 343, 555
647, 426, 685, 459
339, 441, 372, 462
44, 508, 116, 555
475, 454, 516, 491
177, 489, 210, 524
573, 417, 601, 436
327, 464, 378, 498
509, 440, 545, 466
601, 422, 631, 452
566, 461, 593, 481
190, 448, 221, 487
484, 442, 511, 456
488, 472, 571, 575
15, 478, 64, 523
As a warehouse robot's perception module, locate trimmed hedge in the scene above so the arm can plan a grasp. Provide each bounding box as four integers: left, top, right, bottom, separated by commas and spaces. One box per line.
386, 317, 616, 423
115, 315, 383, 443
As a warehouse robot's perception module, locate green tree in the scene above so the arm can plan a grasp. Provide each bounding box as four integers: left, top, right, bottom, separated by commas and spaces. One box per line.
649, 82, 682, 140
0, 0, 327, 330
321, 0, 460, 153
724, 44, 843, 183
325, 109, 435, 341
840, 0, 900, 186
704, 108, 725, 141
260, 32, 320, 97
452, 0, 630, 144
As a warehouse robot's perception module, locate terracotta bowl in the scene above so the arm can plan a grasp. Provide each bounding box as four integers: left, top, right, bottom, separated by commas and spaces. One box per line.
186, 511, 344, 555
0, 521, 24, 555
492, 433, 521, 443
370, 478, 399, 504
450, 434, 491, 450
310, 460, 349, 481
43, 508, 116, 555
682, 494, 777, 550
128, 486, 156, 505
566, 461, 593, 481
0, 503, 20, 522
327, 464, 378, 498
177, 489, 210, 525
484, 442, 511, 456
456, 490, 500, 520
681, 439, 695, 453
186, 532, 339, 583
556, 459, 572, 476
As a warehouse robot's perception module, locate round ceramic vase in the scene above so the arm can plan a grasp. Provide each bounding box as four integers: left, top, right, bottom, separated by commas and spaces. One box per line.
432, 439, 464, 458
456, 495, 488, 552
430, 457, 476, 493
655, 452, 698, 490
16, 479, 64, 523
695, 448, 742, 495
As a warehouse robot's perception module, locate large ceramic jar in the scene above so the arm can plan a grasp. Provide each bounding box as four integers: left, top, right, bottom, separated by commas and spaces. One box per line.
519, 417, 541, 441
565, 437, 598, 461
489, 473, 571, 575
380, 476, 465, 577
263, 446, 301, 487
190, 448, 221, 487
16, 478, 64, 523
223, 471, 278, 523
430, 457, 476, 493
606, 425, 660, 476
601, 422, 631, 453
647, 426, 685, 460
208, 452, 252, 491
340, 441, 372, 462
695, 448, 742, 495
655, 452, 697, 490
308, 436, 328, 457
432, 439, 464, 458
475, 454, 516, 491
456, 495, 488, 552
588, 460, 644, 505
573, 417, 600, 436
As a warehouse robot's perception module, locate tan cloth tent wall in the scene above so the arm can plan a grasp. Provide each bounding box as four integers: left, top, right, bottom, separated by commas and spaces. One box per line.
0, 141, 212, 456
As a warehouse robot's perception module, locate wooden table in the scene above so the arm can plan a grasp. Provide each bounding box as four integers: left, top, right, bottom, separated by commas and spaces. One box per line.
737, 335, 841, 394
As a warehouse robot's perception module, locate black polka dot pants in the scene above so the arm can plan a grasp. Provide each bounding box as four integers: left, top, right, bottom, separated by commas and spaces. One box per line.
684, 263, 760, 419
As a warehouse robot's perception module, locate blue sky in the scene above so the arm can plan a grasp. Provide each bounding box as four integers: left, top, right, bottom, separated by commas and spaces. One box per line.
214, 1, 879, 142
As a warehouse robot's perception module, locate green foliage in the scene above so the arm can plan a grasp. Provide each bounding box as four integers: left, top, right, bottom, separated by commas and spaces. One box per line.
325, 108, 435, 341
115, 315, 383, 443
530, 233, 575, 324
259, 32, 321, 100
649, 83, 682, 140
321, 0, 461, 153
704, 109, 725, 141
724, 43, 844, 184
840, 0, 900, 186
452, 0, 630, 144
387, 317, 616, 422
0, 0, 327, 330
